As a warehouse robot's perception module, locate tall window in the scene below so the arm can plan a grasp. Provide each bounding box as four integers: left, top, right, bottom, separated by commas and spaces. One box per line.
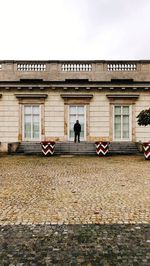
114, 106, 130, 140
23, 105, 40, 140
69, 106, 85, 140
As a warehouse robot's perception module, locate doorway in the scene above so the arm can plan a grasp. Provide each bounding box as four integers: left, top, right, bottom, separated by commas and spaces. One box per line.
68, 105, 86, 141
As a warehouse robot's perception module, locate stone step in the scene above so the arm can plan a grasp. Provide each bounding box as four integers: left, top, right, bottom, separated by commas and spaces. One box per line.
55, 142, 96, 155
15, 141, 140, 155
109, 142, 139, 155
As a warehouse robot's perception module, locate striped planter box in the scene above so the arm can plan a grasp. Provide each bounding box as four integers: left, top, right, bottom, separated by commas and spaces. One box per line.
95, 141, 110, 156
143, 143, 150, 159
41, 141, 55, 156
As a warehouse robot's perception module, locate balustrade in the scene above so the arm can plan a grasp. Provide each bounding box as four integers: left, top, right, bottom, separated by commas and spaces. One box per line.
0, 61, 144, 76
107, 63, 137, 71
17, 63, 47, 71
61, 63, 92, 72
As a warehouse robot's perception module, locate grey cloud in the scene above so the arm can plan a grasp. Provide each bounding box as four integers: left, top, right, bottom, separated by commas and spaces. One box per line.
68, 0, 150, 37
66, 0, 150, 59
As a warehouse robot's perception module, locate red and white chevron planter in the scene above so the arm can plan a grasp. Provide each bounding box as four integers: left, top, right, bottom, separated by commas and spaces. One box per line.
41, 141, 55, 156
95, 141, 110, 156
143, 142, 150, 159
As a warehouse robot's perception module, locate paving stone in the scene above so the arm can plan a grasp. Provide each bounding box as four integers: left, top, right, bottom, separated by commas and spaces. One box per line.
0, 155, 150, 264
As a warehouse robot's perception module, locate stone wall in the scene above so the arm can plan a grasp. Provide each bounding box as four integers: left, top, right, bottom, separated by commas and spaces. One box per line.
0, 91, 19, 152
89, 92, 110, 141
0, 88, 150, 152
0, 59, 150, 152
135, 92, 150, 142
1, 60, 150, 83
44, 91, 65, 141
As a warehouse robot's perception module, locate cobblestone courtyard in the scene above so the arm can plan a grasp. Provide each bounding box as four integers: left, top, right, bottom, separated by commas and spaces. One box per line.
0, 155, 150, 265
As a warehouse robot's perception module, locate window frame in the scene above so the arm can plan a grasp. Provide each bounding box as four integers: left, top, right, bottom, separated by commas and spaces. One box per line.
68, 105, 86, 141
113, 105, 132, 141
22, 104, 41, 141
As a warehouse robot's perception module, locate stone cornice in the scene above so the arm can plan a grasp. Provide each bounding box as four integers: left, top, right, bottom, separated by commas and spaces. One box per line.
61, 94, 93, 98
0, 59, 150, 63
0, 84, 150, 89
106, 94, 139, 98
15, 94, 48, 98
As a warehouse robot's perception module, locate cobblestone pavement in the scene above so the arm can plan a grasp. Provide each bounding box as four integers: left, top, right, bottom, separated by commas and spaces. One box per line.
0, 155, 150, 265
0, 224, 149, 265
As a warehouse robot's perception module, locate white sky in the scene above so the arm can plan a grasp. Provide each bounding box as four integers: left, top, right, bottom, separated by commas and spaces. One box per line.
0, 0, 150, 60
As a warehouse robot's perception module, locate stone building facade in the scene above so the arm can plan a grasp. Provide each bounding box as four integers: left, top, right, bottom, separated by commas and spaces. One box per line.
0, 60, 150, 152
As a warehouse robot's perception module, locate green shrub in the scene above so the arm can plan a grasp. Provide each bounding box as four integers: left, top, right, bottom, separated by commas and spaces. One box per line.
137, 108, 150, 126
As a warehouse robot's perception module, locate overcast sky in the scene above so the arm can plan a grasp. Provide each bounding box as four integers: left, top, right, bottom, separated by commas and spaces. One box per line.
0, 0, 150, 60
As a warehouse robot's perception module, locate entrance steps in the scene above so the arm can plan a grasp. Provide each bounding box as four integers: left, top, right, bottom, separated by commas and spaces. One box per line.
16, 142, 42, 155
16, 141, 96, 155
14, 141, 140, 155
55, 142, 96, 155
109, 142, 140, 155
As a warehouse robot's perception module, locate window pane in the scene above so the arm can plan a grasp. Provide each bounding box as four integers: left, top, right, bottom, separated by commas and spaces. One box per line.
80, 123, 84, 138
69, 122, 74, 138
33, 115, 39, 139
77, 106, 84, 114
123, 116, 129, 138
70, 115, 76, 123
115, 115, 121, 124
115, 106, 121, 115
123, 115, 129, 124
33, 124, 39, 138
70, 106, 76, 114
78, 114, 84, 123
24, 106, 31, 114
114, 115, 121, 139
123, 130, 129, 139
123, 106, 129, 115
24, 115, 31, 139
123, 123, 129, 131
33, 106, 39, 114
115, 125, 121, 138
33, 126, 39, 138
33, 115, 39, 122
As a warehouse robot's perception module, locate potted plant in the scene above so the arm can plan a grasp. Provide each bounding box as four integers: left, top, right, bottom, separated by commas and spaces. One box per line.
95, 138, 110, 156
41, 141, 56, 156
137, 108, 150, 159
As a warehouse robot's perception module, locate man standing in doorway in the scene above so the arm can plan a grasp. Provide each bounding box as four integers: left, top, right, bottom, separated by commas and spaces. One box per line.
74, 120, 81, 143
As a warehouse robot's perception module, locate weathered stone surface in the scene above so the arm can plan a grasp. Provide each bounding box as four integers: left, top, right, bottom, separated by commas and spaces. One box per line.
0, 155, 149, 225
0, 224, 149, 265
0, 155, 150, 265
